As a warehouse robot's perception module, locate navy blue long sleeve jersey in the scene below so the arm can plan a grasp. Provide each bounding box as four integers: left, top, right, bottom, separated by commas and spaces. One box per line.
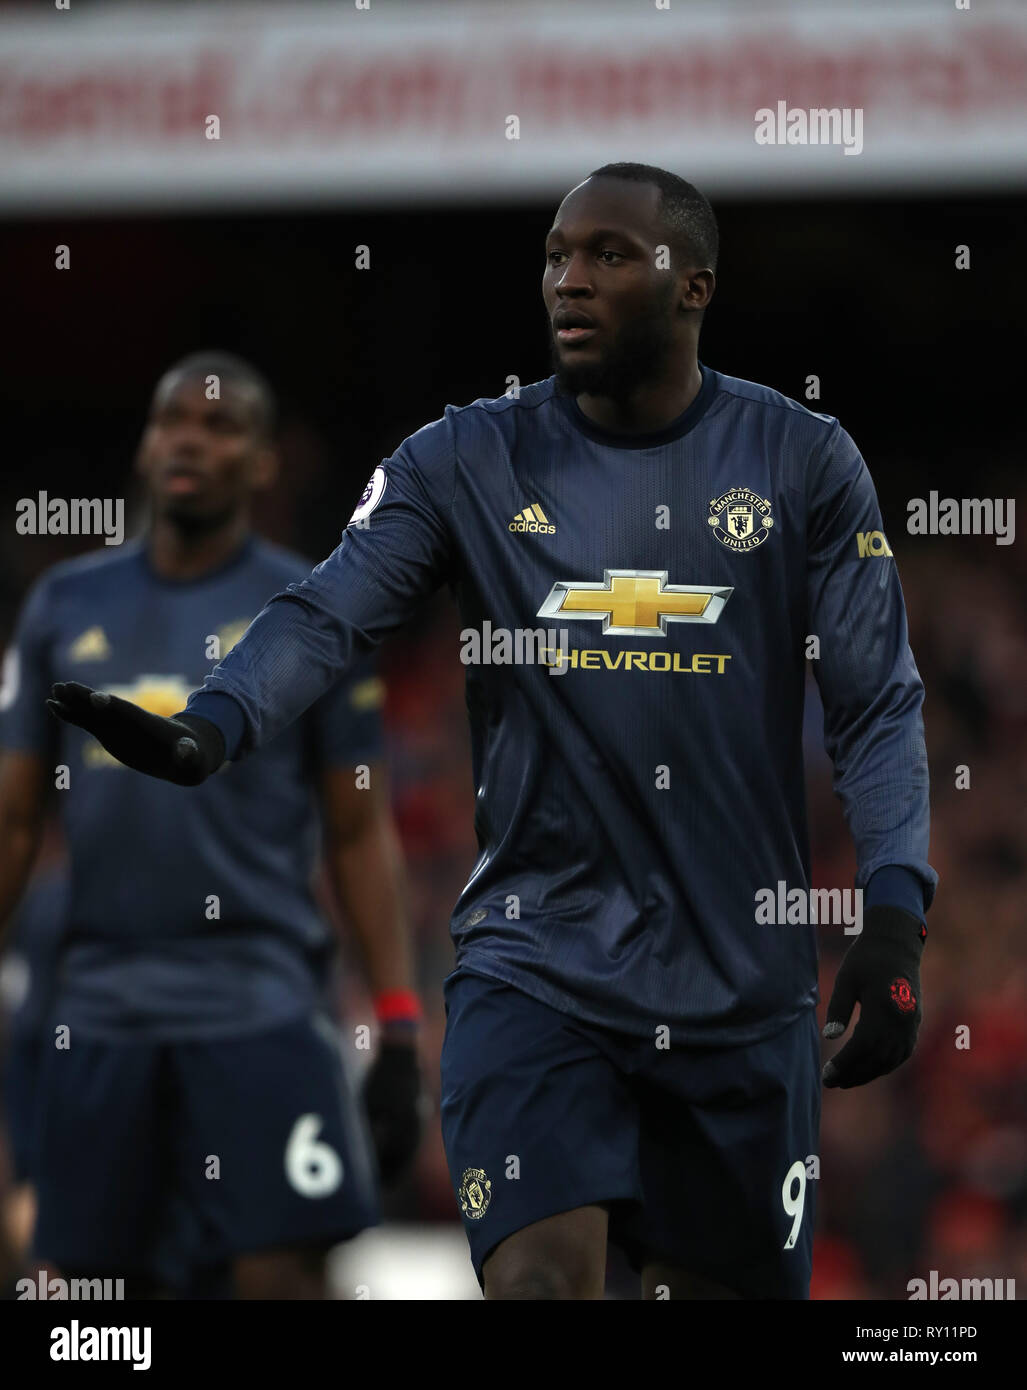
188, 365, 937, 1044
2, 536, 384, 1040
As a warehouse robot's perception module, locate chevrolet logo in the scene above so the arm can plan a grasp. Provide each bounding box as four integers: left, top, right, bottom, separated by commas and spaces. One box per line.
537, 570, 733, 636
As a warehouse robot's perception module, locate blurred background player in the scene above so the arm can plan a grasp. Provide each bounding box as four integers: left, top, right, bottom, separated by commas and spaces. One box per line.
0, 351, 422, 1298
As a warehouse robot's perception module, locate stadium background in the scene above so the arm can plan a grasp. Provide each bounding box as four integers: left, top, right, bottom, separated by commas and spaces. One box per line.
0, 0, 1025, 1299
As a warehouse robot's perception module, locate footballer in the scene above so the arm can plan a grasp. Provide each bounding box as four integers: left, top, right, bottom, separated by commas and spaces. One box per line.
48, 168, 936, 1299
1, 353, 421, 1298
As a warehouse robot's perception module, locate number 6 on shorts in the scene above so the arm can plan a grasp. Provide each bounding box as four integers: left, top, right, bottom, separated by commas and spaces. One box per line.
285, 1113, 344, 1198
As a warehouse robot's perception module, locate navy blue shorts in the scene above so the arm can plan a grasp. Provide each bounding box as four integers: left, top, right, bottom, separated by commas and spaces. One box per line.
440, 968, 820, 1298
30, 1012, 379, 1284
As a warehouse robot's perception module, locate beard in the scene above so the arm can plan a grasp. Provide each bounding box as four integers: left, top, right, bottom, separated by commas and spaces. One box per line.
549, 287, 677, 402
159, 497, 236, 536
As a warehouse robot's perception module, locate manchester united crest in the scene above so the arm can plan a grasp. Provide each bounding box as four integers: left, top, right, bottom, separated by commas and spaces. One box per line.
458, 1167, 492, 1220
708, 487, 774, 552
890, 977, 917, 1014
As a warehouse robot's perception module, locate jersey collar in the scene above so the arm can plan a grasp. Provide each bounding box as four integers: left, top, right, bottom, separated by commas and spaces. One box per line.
556, 361, 717, 450
137, 532, 256, 586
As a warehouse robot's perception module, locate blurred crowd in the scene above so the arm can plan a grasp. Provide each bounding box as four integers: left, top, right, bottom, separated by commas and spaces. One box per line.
810, 539, 1027, 1299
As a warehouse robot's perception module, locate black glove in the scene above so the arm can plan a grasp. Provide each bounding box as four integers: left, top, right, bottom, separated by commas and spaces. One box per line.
362, 1040, 423, 1187
822, 905, 927, 1089
46, 682, 224, 786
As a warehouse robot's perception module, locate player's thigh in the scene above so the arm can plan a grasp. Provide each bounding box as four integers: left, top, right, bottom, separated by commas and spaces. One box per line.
32, 1034, 170, 1270
483, 1204, 609, 1300
625, 1008, 821, 1300
172, 1012, 379, 1261
440, 968, 638, 1296
233, 1246, 329, 1301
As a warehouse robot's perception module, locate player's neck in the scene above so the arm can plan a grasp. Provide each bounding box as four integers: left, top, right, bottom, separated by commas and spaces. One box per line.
147, 514, 250, 581
576, 360, 703, 436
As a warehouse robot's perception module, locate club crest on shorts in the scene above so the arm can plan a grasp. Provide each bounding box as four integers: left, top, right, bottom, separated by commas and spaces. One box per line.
708, 487, 774, 552
458, 1167, 492, 1220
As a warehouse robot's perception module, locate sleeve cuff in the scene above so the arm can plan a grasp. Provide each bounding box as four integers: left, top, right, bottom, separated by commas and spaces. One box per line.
865, 866, 926, 924
182, 691, 247, 762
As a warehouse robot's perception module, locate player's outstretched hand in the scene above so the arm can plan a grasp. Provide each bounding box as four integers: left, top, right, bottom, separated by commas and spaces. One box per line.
821, 905, 926, 1089
362, 1040, 424, 1187
46, 682, 224, 786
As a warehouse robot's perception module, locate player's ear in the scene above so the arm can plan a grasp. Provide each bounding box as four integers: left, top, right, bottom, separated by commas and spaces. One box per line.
683, 268, 715, 314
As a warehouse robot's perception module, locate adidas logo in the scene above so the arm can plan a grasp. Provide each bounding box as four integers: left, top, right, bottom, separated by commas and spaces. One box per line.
69, 626, 111, 662
509, 503, 556, 535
